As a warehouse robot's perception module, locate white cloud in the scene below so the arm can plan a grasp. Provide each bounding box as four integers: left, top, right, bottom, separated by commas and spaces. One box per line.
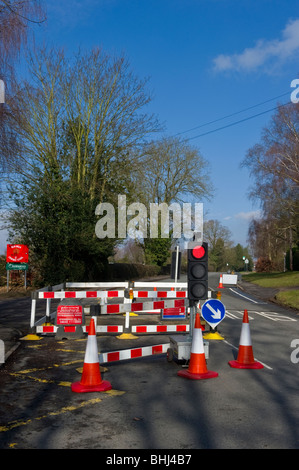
234, 210, 261, 221
213, 19, 299, 73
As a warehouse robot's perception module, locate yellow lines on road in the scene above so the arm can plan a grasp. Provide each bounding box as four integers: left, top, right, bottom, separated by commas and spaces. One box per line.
9, 372, 72, 387
8, 359, 84, 387
0, 390, 125, 433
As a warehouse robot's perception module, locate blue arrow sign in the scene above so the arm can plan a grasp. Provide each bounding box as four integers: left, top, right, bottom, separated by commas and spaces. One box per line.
201, 299, 226, 328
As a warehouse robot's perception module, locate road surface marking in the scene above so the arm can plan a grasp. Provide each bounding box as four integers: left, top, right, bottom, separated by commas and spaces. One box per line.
225, 310, 296, 322
226, 310, 255, 320
254, 311, 297, 322
0, 391, 125, 433
229, 288, 266, 304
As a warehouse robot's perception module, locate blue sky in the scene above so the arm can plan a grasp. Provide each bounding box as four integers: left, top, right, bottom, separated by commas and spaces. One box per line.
1, 0, 299, 253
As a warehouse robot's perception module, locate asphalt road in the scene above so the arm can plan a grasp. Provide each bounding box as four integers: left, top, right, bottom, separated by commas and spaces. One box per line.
1, 274, 299, 451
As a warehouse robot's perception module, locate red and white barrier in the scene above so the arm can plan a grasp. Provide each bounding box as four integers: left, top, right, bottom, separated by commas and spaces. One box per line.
132, 290, 187, 298
36, 324, 123, 334
100, 298, 188, 314
38, 290, 124, 299
99, 343, 170, 363
131, 324, 189, 334
30, 280, 190, 336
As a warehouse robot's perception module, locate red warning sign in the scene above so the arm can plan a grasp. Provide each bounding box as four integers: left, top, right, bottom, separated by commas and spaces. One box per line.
56, 304, 83, 325
6, 244, 29, 263
161, 307, 186, 320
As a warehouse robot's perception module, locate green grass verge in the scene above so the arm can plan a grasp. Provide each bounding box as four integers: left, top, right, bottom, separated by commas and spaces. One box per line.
275, 290, 299, 310
243, 271, 299, 288
242, 271, 299, 310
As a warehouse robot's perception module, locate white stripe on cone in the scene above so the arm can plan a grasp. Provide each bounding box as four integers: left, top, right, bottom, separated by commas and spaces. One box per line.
84, 335, 98, 363
239, 323, 252, 347
191, 325, 205, 354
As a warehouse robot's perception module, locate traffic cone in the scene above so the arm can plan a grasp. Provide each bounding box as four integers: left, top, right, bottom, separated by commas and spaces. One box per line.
228, 310, 264, 369
218, 274, 224, 288
71, 318, 112, 392
178, 313, 218, 380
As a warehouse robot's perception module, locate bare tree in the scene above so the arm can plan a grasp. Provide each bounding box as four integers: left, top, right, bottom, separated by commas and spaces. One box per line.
242, 102, 299, 269
4, 45, 161, 282
6, 46, 160, 200
0, 0, 44, 59
133, 136, 213, 205
0, 0, 45, 173
203, 219, 232, 251
130, 136, 212, 265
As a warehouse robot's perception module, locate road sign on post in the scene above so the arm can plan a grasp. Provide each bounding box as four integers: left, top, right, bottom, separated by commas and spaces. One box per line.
187, 241, 208, 303
6, 263, 28, 271
6, 244, 29, 291
201, 299, 226, 329
6, 244, 29, 263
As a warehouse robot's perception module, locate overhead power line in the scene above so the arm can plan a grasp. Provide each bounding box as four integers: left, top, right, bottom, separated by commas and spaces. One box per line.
182, 100, 291, 142
173, 91, 291, 141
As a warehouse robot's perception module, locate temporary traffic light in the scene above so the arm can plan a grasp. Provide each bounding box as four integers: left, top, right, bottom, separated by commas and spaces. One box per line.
187, 242, 208, 302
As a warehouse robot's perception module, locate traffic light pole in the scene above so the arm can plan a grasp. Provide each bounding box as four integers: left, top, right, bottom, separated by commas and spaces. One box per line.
189, 300, 197, 342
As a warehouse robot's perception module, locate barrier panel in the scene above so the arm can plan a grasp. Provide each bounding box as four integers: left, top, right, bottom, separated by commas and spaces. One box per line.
132, 290, 187, 298
30, 281, 129, 331
36, 324, 123, 334
100, 298, 188, 314
38, 290, 124, 299
30, 280, 190, 337
132, 324, 189, 334
222, 274, 238, 285
99, 343, 170, 363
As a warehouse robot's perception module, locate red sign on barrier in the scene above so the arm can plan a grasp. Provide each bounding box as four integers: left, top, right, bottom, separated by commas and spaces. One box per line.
56, 304, 83, 325
6, 244, 29, 263
161, 307, 186, 320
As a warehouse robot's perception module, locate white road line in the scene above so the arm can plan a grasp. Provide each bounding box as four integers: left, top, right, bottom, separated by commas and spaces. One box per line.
254, 311, 297, 322
223, 340, 273, 370
229, 288, 264, 304
225, 311, 240, 319
225, 310, 255, 320
225, 310, 296, 322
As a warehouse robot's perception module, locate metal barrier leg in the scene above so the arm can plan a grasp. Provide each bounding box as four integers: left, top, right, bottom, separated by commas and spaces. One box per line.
117, 311, 138, 340
30, 298, 36, 328
21, 298, 42, 341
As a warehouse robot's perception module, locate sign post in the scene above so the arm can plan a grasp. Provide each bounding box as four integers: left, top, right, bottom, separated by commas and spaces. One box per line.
6, 245, 29, 291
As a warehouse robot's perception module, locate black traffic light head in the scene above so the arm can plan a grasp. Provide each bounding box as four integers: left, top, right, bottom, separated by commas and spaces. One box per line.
187, 241, 208, 301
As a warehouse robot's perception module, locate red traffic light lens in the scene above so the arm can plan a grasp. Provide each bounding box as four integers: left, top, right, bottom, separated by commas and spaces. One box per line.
192, 245, 206, 259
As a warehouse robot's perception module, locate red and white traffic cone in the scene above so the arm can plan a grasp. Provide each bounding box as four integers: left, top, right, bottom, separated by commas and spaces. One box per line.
178, 313, 218, 380
218, 274, 224, 288
228, 310, 264, 369
71, 318, 112, 392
